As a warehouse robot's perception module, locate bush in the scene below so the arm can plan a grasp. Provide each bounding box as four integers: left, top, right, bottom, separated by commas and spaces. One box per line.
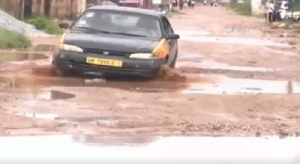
0, 28, 31, 49
229, 0, 252, 16
291, 0, 300, 11
26, 16, 63, 35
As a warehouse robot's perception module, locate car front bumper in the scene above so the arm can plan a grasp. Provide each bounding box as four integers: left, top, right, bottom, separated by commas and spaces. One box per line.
52, 50, 166, 77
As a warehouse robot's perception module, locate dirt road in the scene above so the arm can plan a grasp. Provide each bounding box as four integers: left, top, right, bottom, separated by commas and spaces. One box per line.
1, 6, 300, 138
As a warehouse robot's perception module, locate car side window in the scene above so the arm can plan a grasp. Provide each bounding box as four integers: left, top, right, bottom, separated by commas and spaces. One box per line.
162, 17, 174, 35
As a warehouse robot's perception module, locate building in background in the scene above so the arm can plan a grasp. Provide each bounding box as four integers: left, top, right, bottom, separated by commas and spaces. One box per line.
0, 0, 87, 20
0, 0, 155, 19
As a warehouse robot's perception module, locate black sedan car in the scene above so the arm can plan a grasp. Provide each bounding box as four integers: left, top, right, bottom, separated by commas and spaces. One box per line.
53, 6, 180, 78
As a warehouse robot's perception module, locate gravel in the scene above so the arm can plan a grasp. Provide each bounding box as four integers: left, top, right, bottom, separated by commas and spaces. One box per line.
0, 9, 50, 37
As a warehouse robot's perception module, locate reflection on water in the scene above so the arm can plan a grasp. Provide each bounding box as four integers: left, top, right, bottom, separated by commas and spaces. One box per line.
182, 76, 300, 95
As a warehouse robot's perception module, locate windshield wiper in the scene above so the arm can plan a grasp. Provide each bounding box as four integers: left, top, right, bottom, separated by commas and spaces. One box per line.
106, 31, 147, 37
73, 27, 147, 37
73, 26, 112, 34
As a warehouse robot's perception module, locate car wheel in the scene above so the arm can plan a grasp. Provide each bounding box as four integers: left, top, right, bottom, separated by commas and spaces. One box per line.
56, 68, 73, 77
169, 51, 178, 68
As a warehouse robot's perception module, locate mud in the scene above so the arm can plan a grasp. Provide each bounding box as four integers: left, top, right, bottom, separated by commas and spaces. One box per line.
158, 65, 186, 82
31, 65, 59, 77
33, 44, 56, 52
0, 52, 48, 62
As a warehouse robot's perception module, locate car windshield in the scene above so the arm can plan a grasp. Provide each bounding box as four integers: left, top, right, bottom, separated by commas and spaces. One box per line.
72, 10, 162, 38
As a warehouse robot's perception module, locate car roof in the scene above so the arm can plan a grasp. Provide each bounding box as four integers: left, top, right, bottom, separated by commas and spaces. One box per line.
88, 5, 165, 17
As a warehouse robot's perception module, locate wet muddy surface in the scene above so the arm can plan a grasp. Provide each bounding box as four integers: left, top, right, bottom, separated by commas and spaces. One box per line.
33, 44, 56, 51
0, 52, 48, 62
1, 6, 300, 140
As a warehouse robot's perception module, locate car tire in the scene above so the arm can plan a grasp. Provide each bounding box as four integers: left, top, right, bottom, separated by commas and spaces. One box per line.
169, 51, 178, 68
56, 68, 73, 77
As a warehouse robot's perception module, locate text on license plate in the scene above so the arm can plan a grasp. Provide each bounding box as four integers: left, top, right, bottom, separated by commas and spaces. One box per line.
86, 57, 123, 67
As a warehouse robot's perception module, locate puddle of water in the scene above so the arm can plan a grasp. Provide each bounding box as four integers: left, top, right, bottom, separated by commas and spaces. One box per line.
29, 90, 76, 101
49, 90, 76, 100
55, 115, 125, 123
14, 112, 125, 124
73, 134, 155, 146
0, 135, 299, 164
293, 82, 300, 93
0, 52, 48, 62
10, 90, 76, 101
181, 76, 300, 95
176, 61, 278, 72
180, 36, 290, 47
15, 112, 58, 120
1, 75, 187, 93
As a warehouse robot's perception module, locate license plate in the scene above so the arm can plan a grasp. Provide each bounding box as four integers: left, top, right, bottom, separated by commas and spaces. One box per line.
86, 57, 123, 67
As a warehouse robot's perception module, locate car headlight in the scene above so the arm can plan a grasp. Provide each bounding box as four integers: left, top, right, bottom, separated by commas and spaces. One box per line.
129, 53, 157, 59
59, 44, 83, 52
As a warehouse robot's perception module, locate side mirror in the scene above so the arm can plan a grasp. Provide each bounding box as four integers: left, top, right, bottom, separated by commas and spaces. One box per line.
58, 21, 72, 29
165, 33, 180, 40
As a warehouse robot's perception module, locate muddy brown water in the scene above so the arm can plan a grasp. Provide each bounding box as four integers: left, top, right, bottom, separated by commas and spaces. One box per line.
0, 75, 189, 93
0, 52, 48, 62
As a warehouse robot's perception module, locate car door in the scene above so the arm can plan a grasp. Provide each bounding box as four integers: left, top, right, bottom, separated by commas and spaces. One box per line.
161, 16, 178, 65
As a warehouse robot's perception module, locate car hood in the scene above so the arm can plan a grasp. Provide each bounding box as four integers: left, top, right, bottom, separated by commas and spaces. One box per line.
64, 33, 160, 53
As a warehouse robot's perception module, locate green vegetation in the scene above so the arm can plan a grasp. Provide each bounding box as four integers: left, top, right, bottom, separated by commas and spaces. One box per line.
227, 0, 252, 16
291, 0, 300, 11
26, 16, 63, 35
0, 28, 31, 49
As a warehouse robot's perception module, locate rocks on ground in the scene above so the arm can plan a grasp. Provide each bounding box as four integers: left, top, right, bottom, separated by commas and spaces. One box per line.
0, 9, 49, 37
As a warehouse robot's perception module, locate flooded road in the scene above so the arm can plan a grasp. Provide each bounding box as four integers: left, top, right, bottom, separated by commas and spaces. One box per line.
1, 6, 300, 145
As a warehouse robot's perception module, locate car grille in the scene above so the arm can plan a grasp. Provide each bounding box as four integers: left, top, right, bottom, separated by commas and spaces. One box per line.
84, 48, 130, 57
